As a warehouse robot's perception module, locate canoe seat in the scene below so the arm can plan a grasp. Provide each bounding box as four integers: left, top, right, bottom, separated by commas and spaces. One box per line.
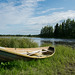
27, 50, 41, 56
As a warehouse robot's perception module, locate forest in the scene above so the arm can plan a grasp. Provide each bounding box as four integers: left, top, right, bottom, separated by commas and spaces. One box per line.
40, 19, 75, 38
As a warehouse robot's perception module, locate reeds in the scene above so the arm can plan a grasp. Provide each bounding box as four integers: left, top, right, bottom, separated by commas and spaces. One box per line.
0, 38, 38, 48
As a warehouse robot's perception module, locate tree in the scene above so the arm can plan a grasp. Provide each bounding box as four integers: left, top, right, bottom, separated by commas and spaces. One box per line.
58, 24, 62, 37
65, 19, 71, 37
54, 23, 59, 37
70, 19, 75, 38
62, 21, 65, 37
40, 26, 53, 37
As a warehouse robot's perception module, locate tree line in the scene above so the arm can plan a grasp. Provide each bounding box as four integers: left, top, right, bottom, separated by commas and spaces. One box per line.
40, 19, 75, 38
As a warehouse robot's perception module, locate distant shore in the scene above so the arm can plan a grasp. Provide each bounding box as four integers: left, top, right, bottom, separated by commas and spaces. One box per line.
0, 35, 75, 39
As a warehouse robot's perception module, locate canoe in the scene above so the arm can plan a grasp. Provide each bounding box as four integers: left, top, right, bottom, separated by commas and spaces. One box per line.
0, 46, 55, 62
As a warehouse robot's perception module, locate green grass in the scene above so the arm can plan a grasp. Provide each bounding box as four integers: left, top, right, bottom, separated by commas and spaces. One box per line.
0, 38, 38, 48
0, 45, 75, 75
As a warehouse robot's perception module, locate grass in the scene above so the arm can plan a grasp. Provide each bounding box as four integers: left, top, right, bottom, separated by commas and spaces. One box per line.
0, 45, 75, 75
0, 38, 38, 48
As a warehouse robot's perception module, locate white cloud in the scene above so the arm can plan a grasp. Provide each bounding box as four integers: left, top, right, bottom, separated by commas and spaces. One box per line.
28, 10, 75, 24
38, 7, 64, 14
0, 0, 44, 25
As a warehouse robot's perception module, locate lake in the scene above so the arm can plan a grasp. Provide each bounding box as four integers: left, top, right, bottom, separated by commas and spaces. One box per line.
26, 37, 75, 47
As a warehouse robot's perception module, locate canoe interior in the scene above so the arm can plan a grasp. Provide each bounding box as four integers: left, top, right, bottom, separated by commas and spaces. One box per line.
0, 46, 55, 61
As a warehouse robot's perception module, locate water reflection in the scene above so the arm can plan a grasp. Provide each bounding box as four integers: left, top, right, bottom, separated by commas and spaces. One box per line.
28, 37, 75, 48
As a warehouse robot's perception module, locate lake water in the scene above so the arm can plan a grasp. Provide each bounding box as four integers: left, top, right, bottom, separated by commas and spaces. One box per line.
26, 37, 75, 47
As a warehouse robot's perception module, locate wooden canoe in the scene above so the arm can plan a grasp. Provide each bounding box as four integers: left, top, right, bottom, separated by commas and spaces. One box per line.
0, 46, 55, 62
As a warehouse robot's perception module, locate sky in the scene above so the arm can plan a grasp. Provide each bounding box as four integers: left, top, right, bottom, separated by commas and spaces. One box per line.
0, 0, 75, 35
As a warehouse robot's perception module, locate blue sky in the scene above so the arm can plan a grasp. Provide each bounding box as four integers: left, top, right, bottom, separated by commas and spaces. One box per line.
0, 0, 75, 35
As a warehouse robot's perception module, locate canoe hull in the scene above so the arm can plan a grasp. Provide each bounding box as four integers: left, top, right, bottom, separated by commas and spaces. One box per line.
0, 50, 30, 62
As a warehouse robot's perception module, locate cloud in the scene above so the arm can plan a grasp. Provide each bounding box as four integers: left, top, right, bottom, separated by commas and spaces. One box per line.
0, 0, 45, 25
38, 7, 64, 14
28, 10, 75, 24
0, 0, 75, 35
